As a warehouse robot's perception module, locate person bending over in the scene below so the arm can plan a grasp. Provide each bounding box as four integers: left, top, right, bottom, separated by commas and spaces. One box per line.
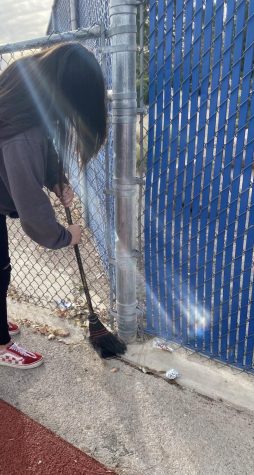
0, 42, 107, 369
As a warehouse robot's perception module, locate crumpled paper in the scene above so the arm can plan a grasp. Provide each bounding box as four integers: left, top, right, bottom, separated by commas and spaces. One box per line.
165, 369, 179, 380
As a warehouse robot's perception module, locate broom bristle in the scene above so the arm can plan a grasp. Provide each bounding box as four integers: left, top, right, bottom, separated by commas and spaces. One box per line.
88, 313, 127, 359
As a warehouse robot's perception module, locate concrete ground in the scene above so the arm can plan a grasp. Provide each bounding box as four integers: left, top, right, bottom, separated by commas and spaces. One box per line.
125, 339, 254, 413
1, 315, 254, 475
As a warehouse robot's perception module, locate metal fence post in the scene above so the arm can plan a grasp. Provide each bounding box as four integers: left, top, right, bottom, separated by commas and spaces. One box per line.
109, 0, 138, 342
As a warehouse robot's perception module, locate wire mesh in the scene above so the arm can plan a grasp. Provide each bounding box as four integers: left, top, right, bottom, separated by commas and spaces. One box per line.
136, 0, 150, 334
0, 23, 112, 321
75, 0, 115, 315
144, 0, 254, 370
54, 0, 71, 31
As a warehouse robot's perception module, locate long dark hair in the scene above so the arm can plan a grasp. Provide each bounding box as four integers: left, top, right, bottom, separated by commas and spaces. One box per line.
0, 42, 107, 174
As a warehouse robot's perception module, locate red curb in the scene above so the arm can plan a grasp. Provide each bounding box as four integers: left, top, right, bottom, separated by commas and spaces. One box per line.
0, 400, 117, 475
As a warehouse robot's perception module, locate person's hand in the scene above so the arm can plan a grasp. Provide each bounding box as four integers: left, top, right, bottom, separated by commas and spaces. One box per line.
53, 184, 74, 208
68, 224, 82, 245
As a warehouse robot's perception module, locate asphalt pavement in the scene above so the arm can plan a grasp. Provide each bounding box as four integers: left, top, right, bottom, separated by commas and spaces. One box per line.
1, 329, 254, 475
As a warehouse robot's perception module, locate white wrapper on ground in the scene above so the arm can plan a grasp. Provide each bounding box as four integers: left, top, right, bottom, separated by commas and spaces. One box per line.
165, 369, 179, 380
55, 298, 72, 311
152, 338, 174, 352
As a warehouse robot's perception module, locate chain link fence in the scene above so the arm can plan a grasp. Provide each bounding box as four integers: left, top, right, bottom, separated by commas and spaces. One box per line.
144, 0, 254, 370
3, 0, 254, 371
136, 1, 150, 333
0, 0, 155, 342
51, 0, 71, 31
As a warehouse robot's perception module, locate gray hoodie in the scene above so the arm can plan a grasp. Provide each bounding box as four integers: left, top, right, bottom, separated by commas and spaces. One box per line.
0, 126, 72, 249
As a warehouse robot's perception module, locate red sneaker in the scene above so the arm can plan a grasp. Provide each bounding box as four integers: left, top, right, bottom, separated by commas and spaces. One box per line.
0, 342, 43, 369
8, 321, 20, 336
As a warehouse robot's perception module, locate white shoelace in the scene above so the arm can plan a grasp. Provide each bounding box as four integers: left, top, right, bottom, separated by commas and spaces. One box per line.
9, 343, 35, 358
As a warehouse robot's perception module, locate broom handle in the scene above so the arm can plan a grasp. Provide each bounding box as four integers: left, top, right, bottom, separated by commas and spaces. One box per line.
65, 207, 94, 314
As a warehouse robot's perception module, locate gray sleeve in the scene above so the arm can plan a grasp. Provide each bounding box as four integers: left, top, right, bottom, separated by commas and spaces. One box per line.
2, 139, 72, 250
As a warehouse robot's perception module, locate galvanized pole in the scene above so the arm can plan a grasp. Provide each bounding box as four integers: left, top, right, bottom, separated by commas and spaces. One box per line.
109, 0, 138, 343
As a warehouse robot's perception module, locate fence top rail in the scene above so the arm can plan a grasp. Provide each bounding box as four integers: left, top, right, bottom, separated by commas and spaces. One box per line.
0, 26, 102, 54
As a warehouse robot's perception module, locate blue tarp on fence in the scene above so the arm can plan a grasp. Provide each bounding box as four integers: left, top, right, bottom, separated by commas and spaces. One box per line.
145, 0, 254, 369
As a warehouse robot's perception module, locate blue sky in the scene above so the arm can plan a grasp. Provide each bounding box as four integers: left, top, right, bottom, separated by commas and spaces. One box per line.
0, 0, 53, 44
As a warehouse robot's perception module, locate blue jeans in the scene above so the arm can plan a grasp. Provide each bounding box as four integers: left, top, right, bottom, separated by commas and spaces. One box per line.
0, 215, 11, 345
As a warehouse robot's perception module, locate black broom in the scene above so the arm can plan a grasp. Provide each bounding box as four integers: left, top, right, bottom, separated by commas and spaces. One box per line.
65, 207, 127, 359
